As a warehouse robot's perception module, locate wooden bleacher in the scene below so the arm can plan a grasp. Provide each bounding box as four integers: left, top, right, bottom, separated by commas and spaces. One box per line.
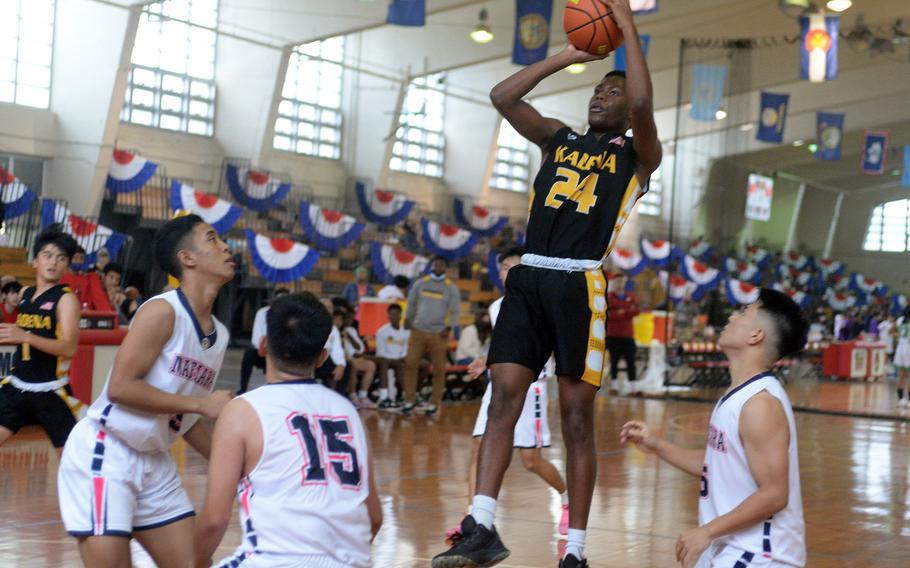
0, 247, 35, 286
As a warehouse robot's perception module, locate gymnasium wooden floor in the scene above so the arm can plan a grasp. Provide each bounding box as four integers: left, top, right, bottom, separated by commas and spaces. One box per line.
1, 358, 909, 566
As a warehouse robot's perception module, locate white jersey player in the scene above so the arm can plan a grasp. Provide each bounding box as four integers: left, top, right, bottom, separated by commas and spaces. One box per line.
57, 215, 236, 567
621, 288, 808, 568
447, 247, 568, 543
194, 292, 382, 568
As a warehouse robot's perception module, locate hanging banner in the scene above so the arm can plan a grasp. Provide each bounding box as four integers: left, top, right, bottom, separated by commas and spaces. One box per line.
640, 238, 675, 266
371, 243, 429, 284
772, 284, 811, 309
725, 279, 760, 306
170, 181, 242, 235
105, 149, 158, 194
225, 164, 291, 212
800, 14, 839, 82
892, 294, 908, 316
387, 0, 425, 26
246, 229, 319, 284
817, 258, 845, 277
745, 174, 774, 221
613, 34, 650, 72
746, 246, 772, 268
725, 258, 762, 284
610, 247, 648, 276
757, 92, 788, 143
815, 112, 844, 161
355, 181, 414, 227
299, 201, 365, 252
659, 271, 700, 303
690, 64, 728, 122
825, 289, 857, 311
420, 218, 477, 260
687, 238, 714, 261
453, 198, 508, 238
513, 0, 552, 65
849, 273, 884, 297
680, 254, 722, 290
783, 251, 812, 271
40, 200, 126, 266
0, 167, 37, 219
860, 130, 889, 176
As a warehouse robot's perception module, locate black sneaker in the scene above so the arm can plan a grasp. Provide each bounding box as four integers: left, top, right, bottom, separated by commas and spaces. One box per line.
431, 515, 510, 568
424, 404, 439, 417
559, 554, 588, 568
378, 399, 394, 409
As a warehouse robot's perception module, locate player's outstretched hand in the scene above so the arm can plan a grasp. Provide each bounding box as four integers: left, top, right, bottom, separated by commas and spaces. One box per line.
619, 420, 659, 453
601, 0, 634, 30
676, 525, 712, 568
561, 42, 608, 64
200, 390, 234, 419
467, 356, 488, 379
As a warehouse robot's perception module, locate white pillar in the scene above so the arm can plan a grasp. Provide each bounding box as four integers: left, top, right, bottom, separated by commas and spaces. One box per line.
823, 192, 845, 258
784, 183, 806, 252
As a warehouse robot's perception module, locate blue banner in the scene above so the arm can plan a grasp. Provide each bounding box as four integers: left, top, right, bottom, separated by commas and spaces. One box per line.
903, 146, 910, 188
800, 14, 838, 82
613, 34, 649, 72
757, 91, 789, 143
815, 112, 844, 161
690, 64, 727, 122
387, 0, 425, 27
861, 130, 889, 175
512, 0, 552, 66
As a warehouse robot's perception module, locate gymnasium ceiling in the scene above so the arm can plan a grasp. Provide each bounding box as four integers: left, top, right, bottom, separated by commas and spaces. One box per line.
108, 0, 910, 194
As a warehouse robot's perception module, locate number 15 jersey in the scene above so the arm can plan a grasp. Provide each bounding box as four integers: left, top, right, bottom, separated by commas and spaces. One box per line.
526, 127, 645, 261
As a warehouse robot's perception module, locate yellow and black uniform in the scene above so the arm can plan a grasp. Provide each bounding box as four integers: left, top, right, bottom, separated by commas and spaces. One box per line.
0, 285, 78, 447
487, 127, 645, 386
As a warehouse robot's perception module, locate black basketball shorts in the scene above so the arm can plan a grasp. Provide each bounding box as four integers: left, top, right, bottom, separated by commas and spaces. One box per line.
487, 265, 608, 387
0, 381, 78, 447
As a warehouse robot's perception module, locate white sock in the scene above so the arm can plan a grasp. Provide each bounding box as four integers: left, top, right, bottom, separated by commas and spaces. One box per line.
379, 388, 389, 400
565, 529, 586, 560
471, 495, 497, 529
358, 390, 368, 399
560, 491, 569, 506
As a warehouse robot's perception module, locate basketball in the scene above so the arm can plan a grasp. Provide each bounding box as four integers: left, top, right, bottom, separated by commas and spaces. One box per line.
564, 0, 624, 56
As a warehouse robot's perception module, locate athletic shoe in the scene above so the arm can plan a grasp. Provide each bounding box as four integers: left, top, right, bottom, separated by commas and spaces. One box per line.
559, 553, 588, 568
401, 402, 417, 416
424, 404, 439, 417
445, 525, 463, 545
431, 515, 510, 568
358, 397, 377, 409
558, 504, 569, 536
378, 399, 395, 409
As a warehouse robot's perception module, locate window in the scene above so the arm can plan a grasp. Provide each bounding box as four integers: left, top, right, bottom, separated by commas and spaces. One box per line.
122, 0, 218, 136
490, 120, 530, 193
638, 158, 668, 217
390, 73, 446, 178
274, 37, 344, 160
0, 1, 55, 109
864, 199, 910, 252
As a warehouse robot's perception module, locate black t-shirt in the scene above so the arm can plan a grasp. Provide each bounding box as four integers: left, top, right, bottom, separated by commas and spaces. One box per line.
526, 127, 644, 261
11, 285, 71, 384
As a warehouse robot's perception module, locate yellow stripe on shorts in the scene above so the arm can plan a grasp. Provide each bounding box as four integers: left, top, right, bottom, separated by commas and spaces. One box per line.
581, 270, 608, 387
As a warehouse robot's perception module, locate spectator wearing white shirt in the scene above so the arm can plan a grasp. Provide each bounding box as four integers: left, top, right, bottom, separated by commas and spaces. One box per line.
337, 309, 377, 409
316, 297, 347, 386
377, 275, 410, 301
238, 288, 288, 394
454, 311, 492, 365
375, 304, 410, 408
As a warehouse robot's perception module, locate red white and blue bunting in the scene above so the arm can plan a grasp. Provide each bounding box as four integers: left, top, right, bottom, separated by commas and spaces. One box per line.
776, 265, 815, 288
371, 243, 429, 284
724, 258, 762, 284
1, 167, 37, 219
246, 229, 320, 284
105, 149, 158, 194
170, 181, 242, 235
782, 251, 812, 271
817, 258, 845, 277
849, 273, 886, 297
355, 181, 414, 227
725, 279, 760, 306
610, 247, 648, 276
659, 271, 700, 303
299, 201, 365, 252
641, 238, 675, 266
892, 294, 908, 316
772, 284, 811, 308
746, 246, 772, 268
453, 198, 508, 238
687, 238, 714, 261
225, 164, 291, 212
825, 290, 857, 311
680, 254, 722, 289
40, 200, 126, 265
420, 218, 478, 260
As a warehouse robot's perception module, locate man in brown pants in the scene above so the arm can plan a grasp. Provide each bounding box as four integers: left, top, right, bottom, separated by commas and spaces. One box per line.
402, 256, 461, 417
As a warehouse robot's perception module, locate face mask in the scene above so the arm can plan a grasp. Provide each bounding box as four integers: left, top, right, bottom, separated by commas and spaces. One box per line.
430, 273, 445, 281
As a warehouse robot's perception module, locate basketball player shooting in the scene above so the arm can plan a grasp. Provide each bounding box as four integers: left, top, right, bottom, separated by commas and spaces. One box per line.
432, 1, 661, 567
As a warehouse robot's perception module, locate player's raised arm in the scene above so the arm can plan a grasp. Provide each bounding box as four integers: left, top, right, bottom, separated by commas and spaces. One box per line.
490, 46, 600, 150
605, 0, 662, 179
620, 420, 704, 477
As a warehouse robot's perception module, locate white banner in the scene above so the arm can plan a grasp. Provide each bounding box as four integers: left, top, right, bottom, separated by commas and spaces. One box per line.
745, 174, 774, 221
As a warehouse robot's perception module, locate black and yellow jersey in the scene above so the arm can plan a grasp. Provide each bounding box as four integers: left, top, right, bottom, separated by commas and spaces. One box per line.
10, 285, 72, 384
525, 127, 645, 261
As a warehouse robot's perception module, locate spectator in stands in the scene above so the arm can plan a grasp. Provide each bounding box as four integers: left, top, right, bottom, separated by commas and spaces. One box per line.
607, 274, 640, 392
92, 247, 111, 273
237, 288, 289, 394
879, 312, 896, 377
316, 297, 347, 387
402, 255, 461, 417
342, 265, 375, 308
337, 308, 377, 409
0, 281, 23, 324
102, 263, 139, 325
60, 246, 113, 312
1, 275, 18, 289
834, 310, 848, 340
375, 304, 410, 409
378, 275, 410, 301
673, 291, 699, 342
454, 310, 492, 365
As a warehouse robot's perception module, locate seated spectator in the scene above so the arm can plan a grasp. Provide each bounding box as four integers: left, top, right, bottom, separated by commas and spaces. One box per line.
237, 288, 289, 394
316, 297, 347, 387
102, 263, 139, 324
378, 275, 410, 301
342, 265, 375, 308
60, 246, 113, 311
673, 292, 699, 342
375, 304, 410, 409
337, 308, 377, 409
454, 310, 492, 365
0, 281, 23, 324
0, 275, 17, 289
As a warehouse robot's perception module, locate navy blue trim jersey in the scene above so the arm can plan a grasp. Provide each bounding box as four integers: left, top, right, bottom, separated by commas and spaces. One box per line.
525, 127, 646, 261
11, 285, 72, 384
